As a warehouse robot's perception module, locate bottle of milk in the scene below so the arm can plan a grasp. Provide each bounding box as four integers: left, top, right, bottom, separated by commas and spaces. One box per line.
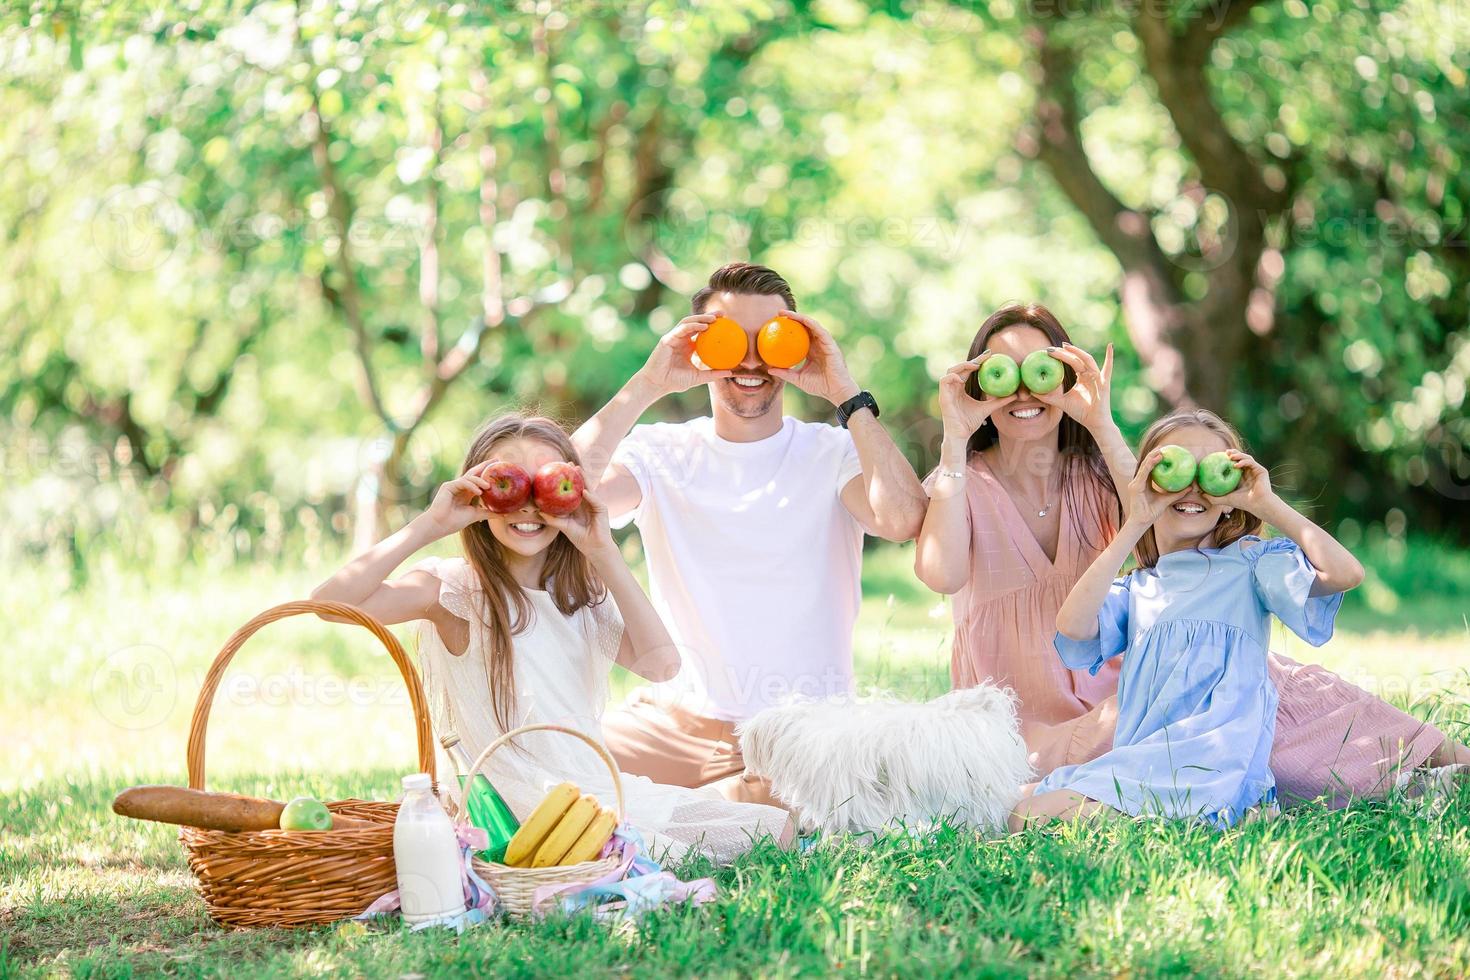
393, 773, 464, 925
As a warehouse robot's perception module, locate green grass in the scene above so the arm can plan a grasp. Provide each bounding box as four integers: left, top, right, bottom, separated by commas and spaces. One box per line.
3, 541, 1469, 977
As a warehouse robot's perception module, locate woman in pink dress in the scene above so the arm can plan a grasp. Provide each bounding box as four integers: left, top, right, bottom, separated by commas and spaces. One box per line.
915, 302, 1465, 806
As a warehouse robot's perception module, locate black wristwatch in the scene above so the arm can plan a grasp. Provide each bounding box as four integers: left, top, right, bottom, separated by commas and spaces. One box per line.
835, 390, 880, 428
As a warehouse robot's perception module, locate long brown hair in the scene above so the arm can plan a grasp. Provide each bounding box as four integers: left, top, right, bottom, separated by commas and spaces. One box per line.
963, 302, 1119, 548
456, 414, 607, 733
1132, 408, 1263, 569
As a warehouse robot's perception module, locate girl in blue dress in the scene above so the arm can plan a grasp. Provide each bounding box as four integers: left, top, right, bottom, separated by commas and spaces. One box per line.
1009, 408, 1365, 830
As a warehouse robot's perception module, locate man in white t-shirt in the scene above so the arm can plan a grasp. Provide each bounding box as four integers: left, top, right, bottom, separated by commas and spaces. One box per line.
573, 262, 926, 804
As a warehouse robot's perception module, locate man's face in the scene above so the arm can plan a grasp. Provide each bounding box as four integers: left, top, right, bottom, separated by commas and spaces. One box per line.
702, 291, 787, 419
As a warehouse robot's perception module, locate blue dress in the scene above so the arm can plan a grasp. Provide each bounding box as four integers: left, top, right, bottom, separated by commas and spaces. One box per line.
1033, 536, 1344, 828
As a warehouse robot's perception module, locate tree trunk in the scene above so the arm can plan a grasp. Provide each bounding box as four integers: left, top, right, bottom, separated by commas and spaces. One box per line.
1023, 2, 1289, 411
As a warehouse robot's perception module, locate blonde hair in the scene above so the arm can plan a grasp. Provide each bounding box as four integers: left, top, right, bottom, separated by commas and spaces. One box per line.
456, 413, 606, 733
1132, 408, 1262, 569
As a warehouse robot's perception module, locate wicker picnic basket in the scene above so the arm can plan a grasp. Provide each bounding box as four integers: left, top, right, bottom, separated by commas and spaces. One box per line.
178, 599, 439, 929
451, 723, 627, 919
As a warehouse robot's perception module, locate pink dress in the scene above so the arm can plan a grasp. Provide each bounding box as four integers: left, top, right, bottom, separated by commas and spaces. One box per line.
946, 454, 1446, 807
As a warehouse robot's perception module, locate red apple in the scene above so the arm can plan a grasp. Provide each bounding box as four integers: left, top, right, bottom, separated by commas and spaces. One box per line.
480, 461, 533, 513
532, 462, 585, 516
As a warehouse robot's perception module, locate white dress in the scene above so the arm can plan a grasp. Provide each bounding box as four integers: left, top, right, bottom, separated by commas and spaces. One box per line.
410, 556, 789, 864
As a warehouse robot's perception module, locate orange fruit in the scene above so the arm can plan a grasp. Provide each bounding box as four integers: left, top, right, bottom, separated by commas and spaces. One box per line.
757, 316, 810, 369
694, 316, 747, 370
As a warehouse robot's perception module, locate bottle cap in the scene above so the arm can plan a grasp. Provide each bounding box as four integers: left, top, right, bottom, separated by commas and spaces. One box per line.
401, 772, 432, 791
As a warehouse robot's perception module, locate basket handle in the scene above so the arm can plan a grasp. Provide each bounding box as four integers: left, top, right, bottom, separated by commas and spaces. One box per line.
186, 600, 436, 790
457, 723, 626, 824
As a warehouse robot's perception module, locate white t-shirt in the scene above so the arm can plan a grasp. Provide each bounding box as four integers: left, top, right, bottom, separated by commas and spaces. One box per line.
611, 415, 866, 722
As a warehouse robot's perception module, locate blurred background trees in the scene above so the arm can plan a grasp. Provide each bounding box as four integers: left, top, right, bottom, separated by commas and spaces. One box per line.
2, 0, 1466, 583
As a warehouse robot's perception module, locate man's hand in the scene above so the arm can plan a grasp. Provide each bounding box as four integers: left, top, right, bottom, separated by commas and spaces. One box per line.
765, 310, 861, 406
634, 313, 734, 398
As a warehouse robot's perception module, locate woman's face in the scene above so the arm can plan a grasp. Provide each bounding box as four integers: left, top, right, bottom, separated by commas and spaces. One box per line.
476, 437, 569, 558
1147, 424, 1234, 545
981, 325, 1065, 444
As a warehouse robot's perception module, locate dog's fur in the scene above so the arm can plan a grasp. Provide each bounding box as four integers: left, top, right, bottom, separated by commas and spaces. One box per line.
737, 685, 1032, 835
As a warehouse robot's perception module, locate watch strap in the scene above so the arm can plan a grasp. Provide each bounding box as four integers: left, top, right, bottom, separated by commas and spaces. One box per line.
836, 390, 879, 427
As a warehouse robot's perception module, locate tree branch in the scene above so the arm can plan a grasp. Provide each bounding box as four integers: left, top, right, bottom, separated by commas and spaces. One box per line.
419, 98, 443, 369
1023, 23, 1196, 405
1025, 28, 1180, 286
192, 311, 267, 417
304, 70, 390, 426
471, 66, 506, 333
1197, 0, 1274, 42
533, 15, 574, 269
583, 98, 628, 213
1133, 0, 1287, 214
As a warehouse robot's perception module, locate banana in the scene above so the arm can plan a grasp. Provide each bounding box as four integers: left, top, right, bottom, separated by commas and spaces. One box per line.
560, 805, 619, 865
530, 795, 599, 868
502, 782, 579, 867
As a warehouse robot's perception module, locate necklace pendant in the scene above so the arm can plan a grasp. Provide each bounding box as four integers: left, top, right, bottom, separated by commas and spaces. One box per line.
1038, 506, 1050, 517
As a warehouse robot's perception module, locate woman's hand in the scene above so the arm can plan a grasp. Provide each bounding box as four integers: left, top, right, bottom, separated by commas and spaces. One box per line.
635, 314, 734, 397
1213, 450, 1277, 514
423, 462, 494, 536
1036, 342, 1114, 432
541, 486, 618, 562
939, 355, 1016, 441
1123, 448, 1189, 529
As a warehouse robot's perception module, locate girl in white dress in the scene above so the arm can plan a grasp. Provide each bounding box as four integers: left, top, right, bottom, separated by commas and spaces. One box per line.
313, 413, 792, 864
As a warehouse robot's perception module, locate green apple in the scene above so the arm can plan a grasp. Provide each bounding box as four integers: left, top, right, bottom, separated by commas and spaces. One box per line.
1150, 445, 1198, 493
279, 796, 333, 831
1197, 451, 1242, 496
1020, 349, 1064, 394
976, 354, 1021, 397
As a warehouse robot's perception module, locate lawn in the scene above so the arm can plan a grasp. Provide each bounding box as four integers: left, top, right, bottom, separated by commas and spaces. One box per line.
3, 539, 1469, 977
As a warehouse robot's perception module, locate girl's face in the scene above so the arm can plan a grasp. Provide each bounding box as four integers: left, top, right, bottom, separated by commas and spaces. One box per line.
477, 437, 569, 558
1149, 424, 1233, 545
982, 325, 1064, 443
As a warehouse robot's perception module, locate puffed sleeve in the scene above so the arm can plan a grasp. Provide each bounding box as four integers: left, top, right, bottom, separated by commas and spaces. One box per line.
585, 592, 625, 664
1247, 537, 1342, 646
408, 556, 481, 624
403, 557, 476, 749
1053, 574, 1132, 676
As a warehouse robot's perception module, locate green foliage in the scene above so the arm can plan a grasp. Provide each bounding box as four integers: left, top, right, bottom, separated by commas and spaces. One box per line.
1, 0, 1467, 577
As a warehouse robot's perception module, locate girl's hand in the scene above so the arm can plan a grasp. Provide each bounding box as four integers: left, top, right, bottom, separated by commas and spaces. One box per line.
541, 486, 617, 561
1036, 342, 1114, 432
939, 354, 1017, 440
1213, 450, 1277, 514
423, 462, 494, 536
1123, 448, 1189, 528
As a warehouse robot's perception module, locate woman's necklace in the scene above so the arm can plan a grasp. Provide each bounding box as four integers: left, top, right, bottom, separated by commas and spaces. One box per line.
992, 463, 1056, 518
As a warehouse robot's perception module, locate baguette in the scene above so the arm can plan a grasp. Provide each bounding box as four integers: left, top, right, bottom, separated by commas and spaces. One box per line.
112, 785, 377, 832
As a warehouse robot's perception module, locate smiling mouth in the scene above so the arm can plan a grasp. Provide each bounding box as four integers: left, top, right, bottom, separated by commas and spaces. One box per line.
730, 376, 769, 390
1010, 406, 1044, 419
509, 521, 546, 536
1172, 502, 1206, 514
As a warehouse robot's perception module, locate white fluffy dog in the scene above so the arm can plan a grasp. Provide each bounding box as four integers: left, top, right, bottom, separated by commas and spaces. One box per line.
737, 685, 1032, 836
